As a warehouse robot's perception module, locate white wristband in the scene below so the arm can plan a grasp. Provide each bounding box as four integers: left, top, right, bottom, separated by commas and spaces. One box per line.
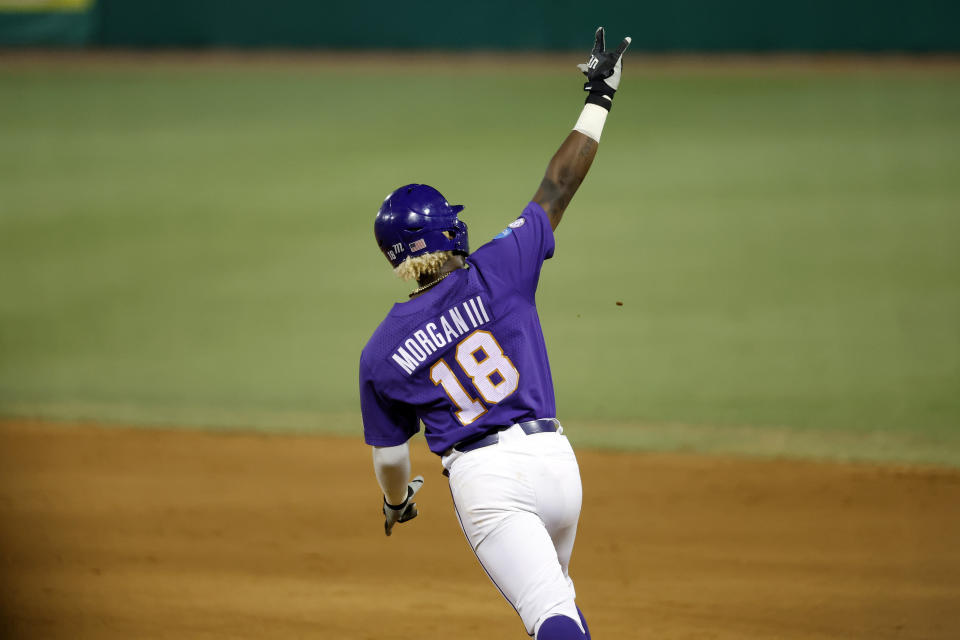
573, 103, 608, 142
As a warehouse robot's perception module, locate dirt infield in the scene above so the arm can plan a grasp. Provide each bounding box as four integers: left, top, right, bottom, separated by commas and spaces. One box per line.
1, 421, 958, 639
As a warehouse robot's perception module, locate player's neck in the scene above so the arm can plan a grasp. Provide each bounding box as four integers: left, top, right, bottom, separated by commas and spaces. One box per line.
411, 255, 467, 299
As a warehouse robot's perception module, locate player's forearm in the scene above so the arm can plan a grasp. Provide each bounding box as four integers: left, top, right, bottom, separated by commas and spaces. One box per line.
372, 443, 412, 505
533, 130, 598, 231
534, 28, 630, 232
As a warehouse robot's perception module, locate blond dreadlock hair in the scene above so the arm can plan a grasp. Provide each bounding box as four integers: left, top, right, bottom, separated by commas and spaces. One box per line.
394, 251, 453, 282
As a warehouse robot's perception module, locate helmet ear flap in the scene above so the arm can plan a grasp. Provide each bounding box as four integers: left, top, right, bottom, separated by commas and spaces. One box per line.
451, 219, 469, 255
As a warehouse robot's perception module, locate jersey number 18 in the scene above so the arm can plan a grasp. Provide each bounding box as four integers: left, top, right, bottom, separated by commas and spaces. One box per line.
429, 330, 519, 426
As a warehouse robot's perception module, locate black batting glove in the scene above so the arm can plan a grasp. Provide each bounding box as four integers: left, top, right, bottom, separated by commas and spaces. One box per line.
382, 475, 424, 537
577, 27, 632, 111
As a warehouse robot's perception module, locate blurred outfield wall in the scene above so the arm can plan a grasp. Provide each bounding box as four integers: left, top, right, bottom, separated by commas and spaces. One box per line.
1, 0, 958, 51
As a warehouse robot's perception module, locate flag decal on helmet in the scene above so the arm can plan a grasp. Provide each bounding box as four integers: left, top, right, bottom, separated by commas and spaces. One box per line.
409, 239, 427, 252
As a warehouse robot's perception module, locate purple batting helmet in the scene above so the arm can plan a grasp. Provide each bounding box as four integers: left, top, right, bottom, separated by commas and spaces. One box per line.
374, 184, 469, 268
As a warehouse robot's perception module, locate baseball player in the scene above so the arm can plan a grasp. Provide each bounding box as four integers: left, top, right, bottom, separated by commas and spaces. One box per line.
360, 28, 630, 639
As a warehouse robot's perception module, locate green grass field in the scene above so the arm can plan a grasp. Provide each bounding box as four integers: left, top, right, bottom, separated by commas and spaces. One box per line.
2, 57, 958, 465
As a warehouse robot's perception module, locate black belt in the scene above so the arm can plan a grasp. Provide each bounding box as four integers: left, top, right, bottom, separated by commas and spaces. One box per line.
454, 418, 560, 454
442, 418, 561, 477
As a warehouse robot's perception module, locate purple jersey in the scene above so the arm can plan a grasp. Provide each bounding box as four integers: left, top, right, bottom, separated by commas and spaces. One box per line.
360, 201, 557, 455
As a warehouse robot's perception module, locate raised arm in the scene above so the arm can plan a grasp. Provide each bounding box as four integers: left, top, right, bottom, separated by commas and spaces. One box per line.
533, 27, 631, 231
534, 131, 598, 231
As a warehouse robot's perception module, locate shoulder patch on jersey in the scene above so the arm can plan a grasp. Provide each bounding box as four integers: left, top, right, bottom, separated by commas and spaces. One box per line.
493, 217, 525, 240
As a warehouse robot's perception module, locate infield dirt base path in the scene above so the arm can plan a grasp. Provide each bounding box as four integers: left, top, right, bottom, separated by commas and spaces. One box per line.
1, 421, 958, 639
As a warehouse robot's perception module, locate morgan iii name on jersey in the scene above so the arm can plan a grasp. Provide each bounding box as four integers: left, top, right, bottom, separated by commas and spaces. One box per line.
360, 201, 557, 455
389, 295, 492, 376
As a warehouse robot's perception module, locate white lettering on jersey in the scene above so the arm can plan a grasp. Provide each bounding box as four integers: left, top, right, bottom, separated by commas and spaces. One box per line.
388, 295, 494, 376
440, 316, 459, 343
391, 348, 419, 375
426, 322, 446, 348
404, 338, 427, 361
474, 296, 490, 323
462, 300, 478, 327
468, 298, 485, 325
448, 307, 469, 334
413, 330, 437, 355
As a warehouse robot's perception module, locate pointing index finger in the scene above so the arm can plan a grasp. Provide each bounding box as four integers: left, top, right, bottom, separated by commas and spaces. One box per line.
593, 26, 605, 55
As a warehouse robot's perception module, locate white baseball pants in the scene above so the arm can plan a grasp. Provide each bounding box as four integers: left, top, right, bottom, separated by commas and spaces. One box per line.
442, 424, 584, 637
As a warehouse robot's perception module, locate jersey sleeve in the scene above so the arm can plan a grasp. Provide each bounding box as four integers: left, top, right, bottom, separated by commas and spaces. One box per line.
469, 201, 555, 300
359, 359, 420, 447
